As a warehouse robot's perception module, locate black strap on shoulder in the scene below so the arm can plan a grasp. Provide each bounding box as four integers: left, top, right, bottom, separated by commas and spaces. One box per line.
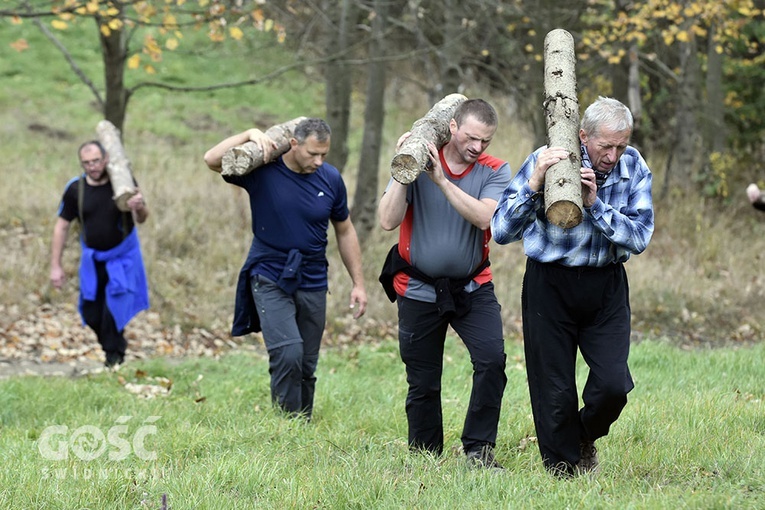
77, 174, 87, 245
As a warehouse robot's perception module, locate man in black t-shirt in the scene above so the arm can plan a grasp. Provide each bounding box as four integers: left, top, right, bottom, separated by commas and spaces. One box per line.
50, 140, 150, 367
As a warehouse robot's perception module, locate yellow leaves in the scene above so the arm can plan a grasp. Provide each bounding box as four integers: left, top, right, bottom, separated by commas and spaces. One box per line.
165, 38, 179, 50
11, 16, 22, 25
10, 39, 29, 52
676, 30, 690, 43
100, 24, 111, 37
229, 26, 244, 41
264, 19, 274, 32
163, 14, 179, 31
481, 49, 490, 57
51, 20, 68, 30
198, 0, 209, 6
128, 54, 141, 70
85, 0, 99, 14
143, 34, 163, 62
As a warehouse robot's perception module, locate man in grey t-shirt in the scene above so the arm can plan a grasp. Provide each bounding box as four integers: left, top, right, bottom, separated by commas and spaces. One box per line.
378, 99, 511, 469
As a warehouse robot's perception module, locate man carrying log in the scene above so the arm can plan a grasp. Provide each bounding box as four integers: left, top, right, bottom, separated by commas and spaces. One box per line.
204, 118, 367, 421
50, 140, 150, 368
491, 97, 654, 476
378, 99, 512, 469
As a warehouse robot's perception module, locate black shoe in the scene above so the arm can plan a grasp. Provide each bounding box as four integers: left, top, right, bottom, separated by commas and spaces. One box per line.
466, 445, 505, 470
104, 352, 124, 368
575, 440, 599, 475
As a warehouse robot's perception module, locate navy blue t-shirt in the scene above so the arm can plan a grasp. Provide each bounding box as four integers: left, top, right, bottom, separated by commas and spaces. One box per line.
223, 157, 349, 289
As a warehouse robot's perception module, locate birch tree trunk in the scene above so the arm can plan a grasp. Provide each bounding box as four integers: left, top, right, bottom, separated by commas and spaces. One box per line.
221, 117, 306, 176
390, 93, 467, 184
543, 29, 582, 229
96, 120, 135, 212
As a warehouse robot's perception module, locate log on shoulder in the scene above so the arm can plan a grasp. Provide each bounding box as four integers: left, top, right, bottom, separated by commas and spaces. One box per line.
543, 28, 583, 229
221, 117, 307, 176
96, 120, 136, 212
390, 93, 468, 184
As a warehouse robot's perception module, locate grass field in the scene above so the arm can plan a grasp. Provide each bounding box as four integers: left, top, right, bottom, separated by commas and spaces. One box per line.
0, 14, 764, 509
1, 339, 764, 508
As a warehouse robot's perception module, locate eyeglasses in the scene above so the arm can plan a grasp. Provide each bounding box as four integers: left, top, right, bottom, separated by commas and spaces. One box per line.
81, 158, 103, 167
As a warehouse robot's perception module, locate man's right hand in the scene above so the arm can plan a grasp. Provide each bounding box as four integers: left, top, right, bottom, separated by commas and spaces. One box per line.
529, 146, 569, 192
246, 128, 279, 164
50, 266, 65, 289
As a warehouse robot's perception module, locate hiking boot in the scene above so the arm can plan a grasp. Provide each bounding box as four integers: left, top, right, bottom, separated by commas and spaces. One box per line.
575, 440, 599, 475
466, 444, 505, 470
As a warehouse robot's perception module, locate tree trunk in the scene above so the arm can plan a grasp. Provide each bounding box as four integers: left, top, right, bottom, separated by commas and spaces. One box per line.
704, 23, 725, 154
390, 93, 467, 184
543, 29, 582, 229
323, 0, 356, 172
220, 117, 307, 176
352, 0, 388, 243
627, 44, 645, 150
98, 16, 129, 133
666, 21, 700, 194
96, 120, 135, 211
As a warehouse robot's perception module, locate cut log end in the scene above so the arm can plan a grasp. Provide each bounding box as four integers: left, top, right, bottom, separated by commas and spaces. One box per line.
546, 201, 583, 229
391, 153, 420, 184
114, 190, 138, 213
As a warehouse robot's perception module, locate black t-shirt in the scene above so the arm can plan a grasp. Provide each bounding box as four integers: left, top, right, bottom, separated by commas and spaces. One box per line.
59, 176, 136, 251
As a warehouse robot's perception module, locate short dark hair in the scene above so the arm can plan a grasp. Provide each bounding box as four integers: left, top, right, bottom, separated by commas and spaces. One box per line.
293, 118, 331, 144
78, 140, 106, 159
453, 99, 498, 128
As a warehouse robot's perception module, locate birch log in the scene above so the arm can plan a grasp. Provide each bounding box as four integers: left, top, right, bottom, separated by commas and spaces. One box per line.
96, 120, 136, 212
221, 117, 307, 176
390, 93, 468, 184
543, 29, 583, 229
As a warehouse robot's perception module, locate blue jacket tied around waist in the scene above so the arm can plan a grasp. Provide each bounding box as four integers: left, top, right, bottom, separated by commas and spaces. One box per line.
79, 229, 149, 331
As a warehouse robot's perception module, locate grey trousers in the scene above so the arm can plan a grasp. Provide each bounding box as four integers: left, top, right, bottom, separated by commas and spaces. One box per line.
250, 274, 327, 419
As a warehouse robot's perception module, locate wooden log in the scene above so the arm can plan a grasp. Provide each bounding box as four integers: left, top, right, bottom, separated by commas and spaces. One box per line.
543, 28, 583, 229
96, 120, 136, 212
390, 93, 468, 184
221, 117, 307, 176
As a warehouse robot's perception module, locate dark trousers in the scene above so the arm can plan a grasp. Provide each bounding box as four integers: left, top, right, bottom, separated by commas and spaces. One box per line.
81, 261, 127, 365
397, 283, 507, 455
250, 275, 326, 419
522, 258, 634, 472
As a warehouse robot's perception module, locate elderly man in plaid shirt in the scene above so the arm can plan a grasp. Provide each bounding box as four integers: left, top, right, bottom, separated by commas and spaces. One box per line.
491, 96, 654, 477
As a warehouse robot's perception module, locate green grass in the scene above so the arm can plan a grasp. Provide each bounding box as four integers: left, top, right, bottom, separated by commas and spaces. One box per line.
1, 339, 764, 508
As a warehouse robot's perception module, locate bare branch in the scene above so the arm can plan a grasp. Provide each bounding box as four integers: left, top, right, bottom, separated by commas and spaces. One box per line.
28, 8, 104, 107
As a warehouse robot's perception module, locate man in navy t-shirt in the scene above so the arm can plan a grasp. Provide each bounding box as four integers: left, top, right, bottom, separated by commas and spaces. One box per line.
204, 118, 367, 420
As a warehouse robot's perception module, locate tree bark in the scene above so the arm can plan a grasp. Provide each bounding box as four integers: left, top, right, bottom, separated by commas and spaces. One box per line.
543, 28, 582, 229
220, 117, 307, 176
323, 0, 356, 173
96, 120, 136, 212
390, 93, 467, 184
98, 14, 129, 133
353, 0, 387, 243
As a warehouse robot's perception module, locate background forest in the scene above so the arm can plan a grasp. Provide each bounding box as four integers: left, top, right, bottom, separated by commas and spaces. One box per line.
1, 0, 764, 351
0, 3, 764, 508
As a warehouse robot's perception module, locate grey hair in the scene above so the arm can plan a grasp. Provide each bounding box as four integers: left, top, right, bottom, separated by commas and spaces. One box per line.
293, 118, 331, 144
581, 97, 633, 138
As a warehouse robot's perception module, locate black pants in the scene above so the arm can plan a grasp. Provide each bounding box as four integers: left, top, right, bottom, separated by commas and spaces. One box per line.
397, 283, 507, 455
522, 258, 634, 473
81, 261, 127, 365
